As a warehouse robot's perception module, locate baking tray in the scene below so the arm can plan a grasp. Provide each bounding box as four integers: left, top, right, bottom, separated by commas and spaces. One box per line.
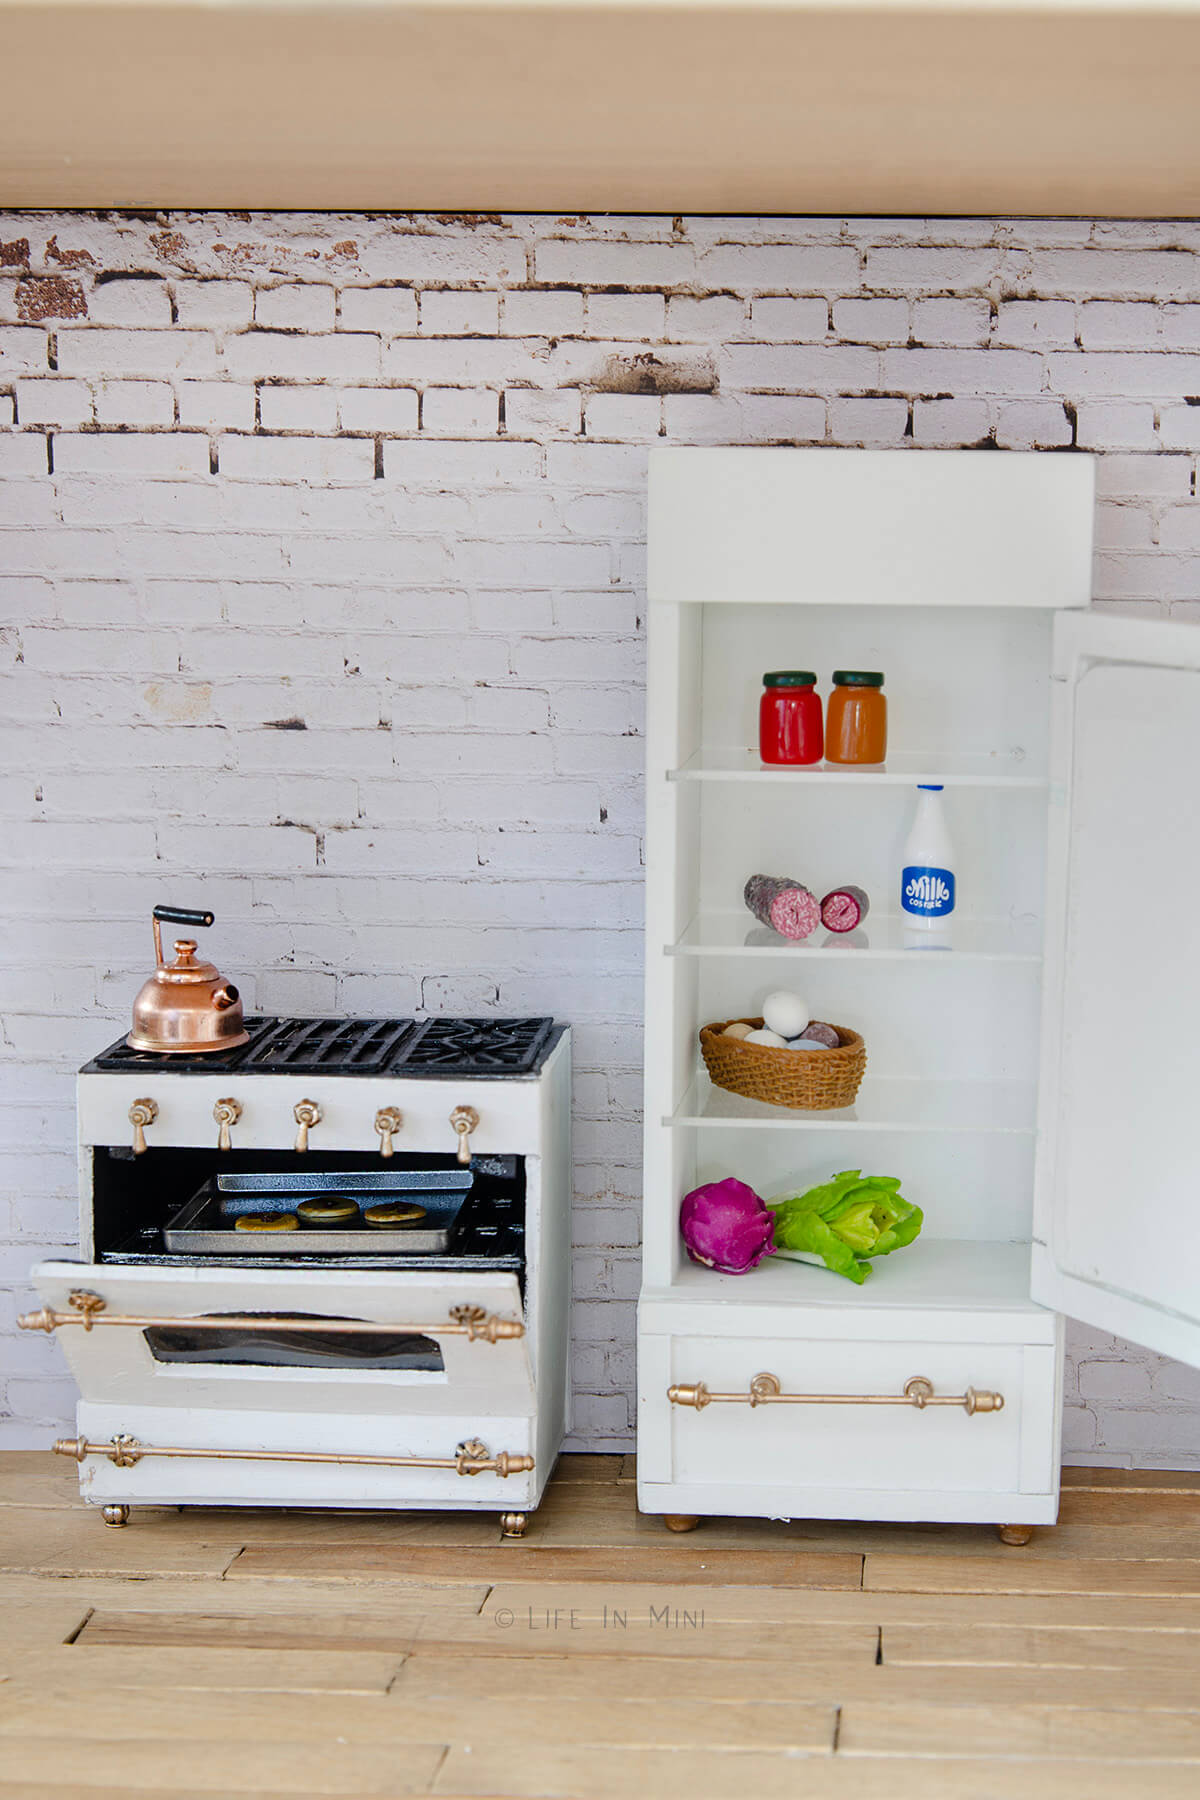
163, 1169, 473, 1256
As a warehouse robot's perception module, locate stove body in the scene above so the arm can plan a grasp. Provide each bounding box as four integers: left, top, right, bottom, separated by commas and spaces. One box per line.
26, 1018, 571, 1525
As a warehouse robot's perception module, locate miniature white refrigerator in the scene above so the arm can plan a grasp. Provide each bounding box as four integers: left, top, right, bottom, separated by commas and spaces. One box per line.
637, 448, 1200, 1531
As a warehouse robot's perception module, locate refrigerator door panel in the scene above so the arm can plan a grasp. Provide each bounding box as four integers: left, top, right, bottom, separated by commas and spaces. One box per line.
1032, 612, 1200, 1369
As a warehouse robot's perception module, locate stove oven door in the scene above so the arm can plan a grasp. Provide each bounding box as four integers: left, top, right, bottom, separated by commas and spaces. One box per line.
25, 1260, 538, 1511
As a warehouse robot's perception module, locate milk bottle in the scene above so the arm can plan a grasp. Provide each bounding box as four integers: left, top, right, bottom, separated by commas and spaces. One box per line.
900, 784, 956, 928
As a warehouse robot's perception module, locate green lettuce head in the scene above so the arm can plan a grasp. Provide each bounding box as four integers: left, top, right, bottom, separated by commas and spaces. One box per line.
768, 1171, 923, 1285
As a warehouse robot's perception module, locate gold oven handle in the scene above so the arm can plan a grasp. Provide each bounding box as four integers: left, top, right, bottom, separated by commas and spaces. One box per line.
667, 1373, 1004, 1415
54, 1435, 534, 1478
18, 1291, 524, 1342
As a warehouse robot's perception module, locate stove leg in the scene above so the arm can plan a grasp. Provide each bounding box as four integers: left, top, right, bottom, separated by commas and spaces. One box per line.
664, 1514, 701, 1533
102, 1504, 130, 1529
500, 1512, 528, 1539
997, 1523, 1034, 1547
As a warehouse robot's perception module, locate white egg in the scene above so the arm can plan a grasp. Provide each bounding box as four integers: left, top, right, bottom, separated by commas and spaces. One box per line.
744, 1027, 789, 1048
785, 1037, 828, 1052
761, 989, 810, 1039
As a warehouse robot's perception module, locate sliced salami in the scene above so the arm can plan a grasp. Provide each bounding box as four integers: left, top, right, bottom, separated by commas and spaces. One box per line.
743, 873, 821, 941
820, 884, 870, 934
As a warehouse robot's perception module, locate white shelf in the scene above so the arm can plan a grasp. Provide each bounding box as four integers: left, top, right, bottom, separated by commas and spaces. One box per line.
668, 748, 1047, 789
668, 912, 1043, 963
656, 1238, 1041, 1317
669, 1071, 1037, 1135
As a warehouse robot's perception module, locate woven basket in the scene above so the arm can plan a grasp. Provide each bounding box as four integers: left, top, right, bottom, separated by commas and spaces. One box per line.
699, 1018, 867, 1111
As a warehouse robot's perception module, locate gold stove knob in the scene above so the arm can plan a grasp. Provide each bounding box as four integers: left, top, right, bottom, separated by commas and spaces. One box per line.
128, 1098, 157, 1156
213, 1097, 242, 1151
293, 1099, 321, 1153
450, 1105, 479, 1165
374, 1107, 402, 1158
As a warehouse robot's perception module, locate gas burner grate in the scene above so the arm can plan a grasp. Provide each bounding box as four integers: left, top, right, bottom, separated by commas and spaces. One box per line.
402, 1017, 555, 1074
83, 1015, 558, 1077
241, 1017, 420, 1073
86, 1017, 279, 1072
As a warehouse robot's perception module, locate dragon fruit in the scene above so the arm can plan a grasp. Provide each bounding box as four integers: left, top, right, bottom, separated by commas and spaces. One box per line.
680, 1177, 777, 1274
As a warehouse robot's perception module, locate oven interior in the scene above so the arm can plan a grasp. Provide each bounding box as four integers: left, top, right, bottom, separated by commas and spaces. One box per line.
92, 1146, 526, 1277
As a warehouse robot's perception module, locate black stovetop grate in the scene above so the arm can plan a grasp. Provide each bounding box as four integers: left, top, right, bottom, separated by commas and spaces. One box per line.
241, 1017, 421, 1072
401, 1017, 555, 1071
83, 1016, 558, 1078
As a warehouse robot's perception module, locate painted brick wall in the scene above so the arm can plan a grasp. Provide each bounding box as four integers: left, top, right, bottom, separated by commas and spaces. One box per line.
2, 211, 1199, 1466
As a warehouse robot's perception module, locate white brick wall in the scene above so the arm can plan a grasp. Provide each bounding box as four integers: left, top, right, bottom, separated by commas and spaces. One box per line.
2, 210, 1200, 1466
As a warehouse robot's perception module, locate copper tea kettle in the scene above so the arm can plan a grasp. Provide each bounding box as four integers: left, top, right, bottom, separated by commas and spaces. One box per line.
127, 906, 249, 1055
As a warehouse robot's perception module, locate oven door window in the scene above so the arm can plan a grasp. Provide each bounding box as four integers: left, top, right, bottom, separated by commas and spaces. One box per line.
142, 1313, 445, 1372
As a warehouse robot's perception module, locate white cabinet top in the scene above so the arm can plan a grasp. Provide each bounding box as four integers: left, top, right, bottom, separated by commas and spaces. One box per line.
648, 448, 1096, 610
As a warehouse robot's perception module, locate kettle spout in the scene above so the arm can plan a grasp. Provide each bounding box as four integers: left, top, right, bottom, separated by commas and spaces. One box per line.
212, 984, 240, 1012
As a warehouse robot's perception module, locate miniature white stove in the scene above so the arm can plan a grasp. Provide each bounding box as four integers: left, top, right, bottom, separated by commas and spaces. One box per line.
23, 1016, 571, 1534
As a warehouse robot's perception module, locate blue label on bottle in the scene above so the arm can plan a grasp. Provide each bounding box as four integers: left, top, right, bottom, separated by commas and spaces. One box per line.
902, 866, 955, 918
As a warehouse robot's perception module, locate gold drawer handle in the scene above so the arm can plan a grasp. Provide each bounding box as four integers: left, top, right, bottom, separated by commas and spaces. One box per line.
18, 1290, 524, 1342
53, 1435, 534, 1479
667, 1372, 1004, 1415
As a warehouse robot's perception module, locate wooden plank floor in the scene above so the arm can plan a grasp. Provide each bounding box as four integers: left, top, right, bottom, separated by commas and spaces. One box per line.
2, 1454, 1199, 1798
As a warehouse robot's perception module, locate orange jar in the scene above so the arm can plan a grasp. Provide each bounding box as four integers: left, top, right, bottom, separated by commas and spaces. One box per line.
825, 671, 887, 765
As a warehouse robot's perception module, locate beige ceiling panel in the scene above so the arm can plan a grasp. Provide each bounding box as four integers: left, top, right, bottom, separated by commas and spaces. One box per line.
1, 2, 1199, 216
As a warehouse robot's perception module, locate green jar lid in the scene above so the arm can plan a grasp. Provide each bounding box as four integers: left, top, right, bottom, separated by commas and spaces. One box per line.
762, 670, 818, 688
831, 670, 884, 687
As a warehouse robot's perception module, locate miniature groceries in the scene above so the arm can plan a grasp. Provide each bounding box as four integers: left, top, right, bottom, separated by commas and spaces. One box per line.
900, 783, 957, 927
757, 669, 888, 767
700, 984, 867, 1109
744, 874, 871, 941
680, 1170, 923, 1283
679, 1178, 776, 1274
725, 988, 834, 1053
759, 670, 823, 766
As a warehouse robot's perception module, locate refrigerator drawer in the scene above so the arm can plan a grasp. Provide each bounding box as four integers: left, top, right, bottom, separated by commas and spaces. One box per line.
639, 1326, 1059, 1516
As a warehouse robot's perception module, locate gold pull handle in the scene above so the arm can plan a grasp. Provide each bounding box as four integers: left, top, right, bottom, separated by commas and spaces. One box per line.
374, 1106, 402, 1158
668, 1372, 1005, 1414
19, 1295, 525, 1340
213, 1097, 242, 1152
56, 1435, 535, 1478
450, 1105, 479, 1165
128, 1098, 157, 1156
292, 1099, 321, 1153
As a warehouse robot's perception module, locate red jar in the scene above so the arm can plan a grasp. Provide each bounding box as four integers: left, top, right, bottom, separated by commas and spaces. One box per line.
759, 670, 823, 766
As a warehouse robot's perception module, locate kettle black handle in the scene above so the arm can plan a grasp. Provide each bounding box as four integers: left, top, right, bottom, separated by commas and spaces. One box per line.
153, 906, 215, 929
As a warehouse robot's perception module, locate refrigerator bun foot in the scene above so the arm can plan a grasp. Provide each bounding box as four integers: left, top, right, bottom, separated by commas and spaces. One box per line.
997, 1523, 1034, 1546
102, 1504, 130, 1529
500, 1512, 528, 1538
664, 1514, 701, 1533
